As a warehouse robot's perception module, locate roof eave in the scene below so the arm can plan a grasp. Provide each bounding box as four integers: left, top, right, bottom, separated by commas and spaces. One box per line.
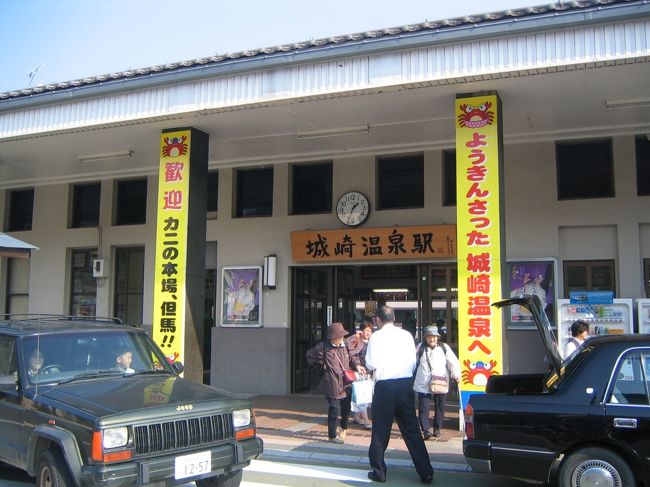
1, 0, 648, 112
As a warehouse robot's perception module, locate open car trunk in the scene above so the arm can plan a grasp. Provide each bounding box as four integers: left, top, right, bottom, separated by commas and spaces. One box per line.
485, 373, 547, 394
486, 295, 563, 394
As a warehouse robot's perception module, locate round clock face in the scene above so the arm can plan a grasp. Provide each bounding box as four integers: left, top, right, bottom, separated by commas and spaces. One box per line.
336, 191, 370, 227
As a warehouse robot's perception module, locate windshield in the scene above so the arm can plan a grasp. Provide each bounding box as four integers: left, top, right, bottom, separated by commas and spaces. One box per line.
22, 330, 174, 385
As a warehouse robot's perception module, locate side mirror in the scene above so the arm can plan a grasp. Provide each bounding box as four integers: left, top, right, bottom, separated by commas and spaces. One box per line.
172, 362, 184, 374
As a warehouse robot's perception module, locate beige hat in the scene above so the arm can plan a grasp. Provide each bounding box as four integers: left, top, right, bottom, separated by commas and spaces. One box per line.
423, 326, 440, 337
327, 322, 349, 339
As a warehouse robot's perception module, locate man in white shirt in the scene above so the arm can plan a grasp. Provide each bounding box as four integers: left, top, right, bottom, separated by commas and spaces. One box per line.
365, 306, 434, 484
563, 319, 590, 359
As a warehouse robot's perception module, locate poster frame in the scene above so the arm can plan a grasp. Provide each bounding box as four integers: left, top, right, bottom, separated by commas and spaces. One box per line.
220, 266, 263, 327
505, 258, 558, 330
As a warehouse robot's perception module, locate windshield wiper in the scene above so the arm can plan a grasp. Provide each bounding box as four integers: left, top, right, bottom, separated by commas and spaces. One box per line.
59, 370, 125, 384
129, 369, 172, 376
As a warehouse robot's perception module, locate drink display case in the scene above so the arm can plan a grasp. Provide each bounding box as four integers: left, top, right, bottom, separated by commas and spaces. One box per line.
557, 298, 634, 355
637, 299, 650, 334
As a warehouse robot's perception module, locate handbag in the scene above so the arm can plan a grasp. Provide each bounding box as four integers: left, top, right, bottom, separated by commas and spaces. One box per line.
425, 347, 449, 394
352, 378, 374, 405
429, 375, 449, 394
335, 349, 356, 384
344, 369, 357, 384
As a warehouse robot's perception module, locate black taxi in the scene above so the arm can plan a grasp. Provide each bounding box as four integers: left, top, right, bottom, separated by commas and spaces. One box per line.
463, 295, 650, 486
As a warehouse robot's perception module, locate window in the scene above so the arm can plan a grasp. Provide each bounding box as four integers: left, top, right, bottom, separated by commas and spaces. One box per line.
644, 259, 650, 298
70, 249, 98, 316
235, 168, 273, 217
0, 335, 17, 380
608, 352, 649, 405
442, 150, 457, 207
556, 140, 614, 200
5, 258, 30, 316
70, 183, 101, 228
636, 135, 650, 196
377, 154, 423, 209
291, 162, 332, 214
6, 188, 34, 231
563, 259, 616, 297
115, 179, 147, 225
207, 171, 218, 219
113, 247, 144, 325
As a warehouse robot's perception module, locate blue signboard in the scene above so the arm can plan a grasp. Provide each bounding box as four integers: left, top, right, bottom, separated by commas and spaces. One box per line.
569, 291, 614, 304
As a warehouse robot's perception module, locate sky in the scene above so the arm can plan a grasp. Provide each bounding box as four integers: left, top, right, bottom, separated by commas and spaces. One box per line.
0, 0, 542, 94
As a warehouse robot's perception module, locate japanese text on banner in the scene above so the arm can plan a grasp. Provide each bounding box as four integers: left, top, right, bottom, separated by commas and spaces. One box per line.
455, 94, 505, 402
152, 130, 191, 367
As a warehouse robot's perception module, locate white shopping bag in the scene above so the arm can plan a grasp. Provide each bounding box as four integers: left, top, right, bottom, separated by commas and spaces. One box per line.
352, 379, 374, 406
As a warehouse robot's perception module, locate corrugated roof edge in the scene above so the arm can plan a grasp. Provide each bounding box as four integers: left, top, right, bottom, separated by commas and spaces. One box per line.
0, 0, 640, 101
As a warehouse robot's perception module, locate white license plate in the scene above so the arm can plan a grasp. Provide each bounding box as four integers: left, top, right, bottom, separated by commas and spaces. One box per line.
174, 450, 212, 480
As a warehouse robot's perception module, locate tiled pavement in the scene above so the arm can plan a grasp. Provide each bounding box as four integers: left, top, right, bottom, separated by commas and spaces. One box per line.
250, 394, 470, 472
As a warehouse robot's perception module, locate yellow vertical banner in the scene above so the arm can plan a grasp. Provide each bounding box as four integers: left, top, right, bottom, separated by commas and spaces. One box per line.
152, 130, 191, 366
455, 93, 505, 407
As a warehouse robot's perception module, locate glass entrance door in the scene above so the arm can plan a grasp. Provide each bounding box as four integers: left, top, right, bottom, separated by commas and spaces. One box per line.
291, 267, 329, 393
429, 265, 458, 350
428, 265, 458, 402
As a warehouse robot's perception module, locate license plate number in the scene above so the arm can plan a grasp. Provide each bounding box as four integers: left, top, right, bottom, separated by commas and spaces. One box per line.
174, 450, 211, 480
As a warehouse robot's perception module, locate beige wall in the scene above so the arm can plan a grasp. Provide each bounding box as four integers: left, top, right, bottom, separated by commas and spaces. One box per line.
2, 136, 649, 393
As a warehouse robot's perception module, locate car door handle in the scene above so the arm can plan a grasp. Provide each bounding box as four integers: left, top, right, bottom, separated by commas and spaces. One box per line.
613, 418, 637, 429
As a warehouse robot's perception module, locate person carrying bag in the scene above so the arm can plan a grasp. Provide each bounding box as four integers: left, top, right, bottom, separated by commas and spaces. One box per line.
413, 325, 460, 439
306, 322, 365, 444
347, 320, 374, 429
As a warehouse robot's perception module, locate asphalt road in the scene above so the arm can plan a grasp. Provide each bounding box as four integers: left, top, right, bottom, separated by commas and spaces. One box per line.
0, 459, 532, 487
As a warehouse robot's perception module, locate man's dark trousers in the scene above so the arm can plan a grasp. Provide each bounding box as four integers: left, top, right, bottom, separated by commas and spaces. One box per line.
369, 377, 434, 481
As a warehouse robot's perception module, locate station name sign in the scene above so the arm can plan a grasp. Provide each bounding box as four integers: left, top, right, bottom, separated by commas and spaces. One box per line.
291, 225, 456, 262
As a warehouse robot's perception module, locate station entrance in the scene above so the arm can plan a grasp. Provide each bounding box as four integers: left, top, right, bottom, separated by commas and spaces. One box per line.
291, 263, 457, 394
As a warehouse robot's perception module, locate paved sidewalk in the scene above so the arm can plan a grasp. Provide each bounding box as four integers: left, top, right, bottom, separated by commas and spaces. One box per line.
250, 394, 470, 473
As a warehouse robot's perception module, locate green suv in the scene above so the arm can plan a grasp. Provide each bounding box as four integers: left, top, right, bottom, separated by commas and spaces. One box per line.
0, 316, 263, 487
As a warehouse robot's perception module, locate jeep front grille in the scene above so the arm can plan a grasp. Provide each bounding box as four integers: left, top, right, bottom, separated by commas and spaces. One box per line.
133, 413, 234, 454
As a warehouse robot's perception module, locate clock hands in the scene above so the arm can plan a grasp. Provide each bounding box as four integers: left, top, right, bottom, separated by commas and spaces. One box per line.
347, 202, 360, 224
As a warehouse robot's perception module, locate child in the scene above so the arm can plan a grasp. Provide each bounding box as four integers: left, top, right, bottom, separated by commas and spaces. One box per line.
115, 348, 135, 373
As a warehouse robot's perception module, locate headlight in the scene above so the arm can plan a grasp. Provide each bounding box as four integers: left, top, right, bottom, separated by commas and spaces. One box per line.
103, 427, 128, 449
233, 409, 251, 428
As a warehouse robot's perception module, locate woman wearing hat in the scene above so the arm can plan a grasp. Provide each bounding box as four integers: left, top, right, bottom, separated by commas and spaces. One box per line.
347, 320, 374, 429
413, 325, 460, 439
306, 322, 366, 443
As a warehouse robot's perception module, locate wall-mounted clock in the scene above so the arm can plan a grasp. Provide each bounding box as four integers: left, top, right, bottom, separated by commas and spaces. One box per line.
336, 191, 370, 227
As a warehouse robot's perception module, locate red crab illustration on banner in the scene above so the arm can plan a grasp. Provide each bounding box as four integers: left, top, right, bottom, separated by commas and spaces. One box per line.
462, 359, 499, 386
457, 102, 494, 128
161, 135, 188, 158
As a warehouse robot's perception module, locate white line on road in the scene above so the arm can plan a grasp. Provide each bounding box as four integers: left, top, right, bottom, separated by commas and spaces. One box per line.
245, 459, 371, 482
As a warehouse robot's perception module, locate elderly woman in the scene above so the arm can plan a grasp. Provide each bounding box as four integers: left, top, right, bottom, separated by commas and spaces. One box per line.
306, 322, 365, 444
347, 320, 373, 429
413, 325, 460, 439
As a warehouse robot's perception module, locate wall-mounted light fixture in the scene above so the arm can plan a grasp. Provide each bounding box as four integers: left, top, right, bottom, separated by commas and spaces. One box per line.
297, 125, 370, 140
78, 150, 135, 163
372, 288, 408, 293
605, 97, 650, 110
263, 254, 277, 289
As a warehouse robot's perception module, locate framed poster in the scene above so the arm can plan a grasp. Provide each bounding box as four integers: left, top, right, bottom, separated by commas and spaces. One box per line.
506, 259, 556, 329
221, 266, 262, 327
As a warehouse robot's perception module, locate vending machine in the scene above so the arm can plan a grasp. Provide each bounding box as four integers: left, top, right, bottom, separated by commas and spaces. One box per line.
637, 298, 650, 334
557, 296, 634, 356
